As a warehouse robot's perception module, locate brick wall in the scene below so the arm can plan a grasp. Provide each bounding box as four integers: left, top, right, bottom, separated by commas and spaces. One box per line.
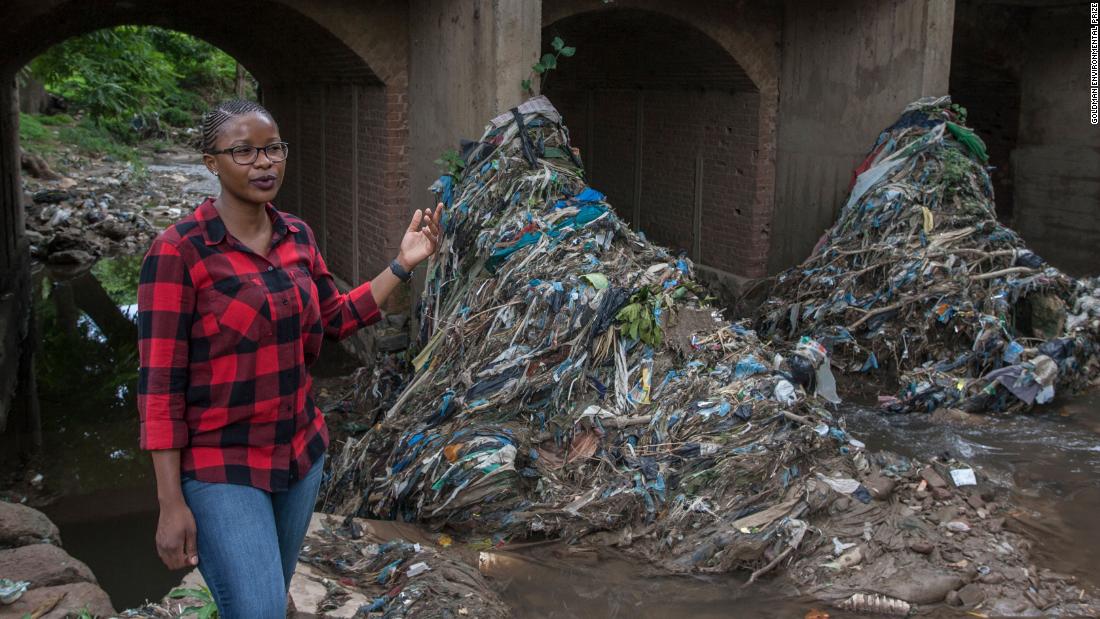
544, 8, 767, 277
266, 81, 403, 285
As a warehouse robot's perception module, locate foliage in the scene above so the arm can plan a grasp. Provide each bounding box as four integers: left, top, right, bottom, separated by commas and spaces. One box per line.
18, 113, 49, 143
61, 118, 144, 164
92, 254, 143, 306
523, 36, 575, 95
27, 26, 254, 138
30, 27, 180, 126
615, 286, 664, 347
434, 149, 466, 179
169, 585, 220, 618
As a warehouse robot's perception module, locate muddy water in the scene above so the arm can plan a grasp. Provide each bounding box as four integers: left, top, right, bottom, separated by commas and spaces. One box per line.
5, 255, 1100, 614
843, 394, 1100, 590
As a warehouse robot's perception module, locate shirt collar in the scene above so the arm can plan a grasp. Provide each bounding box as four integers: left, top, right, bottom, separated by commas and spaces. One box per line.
197, 198, 299, 246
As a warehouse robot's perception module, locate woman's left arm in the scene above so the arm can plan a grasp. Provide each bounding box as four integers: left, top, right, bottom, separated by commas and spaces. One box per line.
314, 205, 441, 341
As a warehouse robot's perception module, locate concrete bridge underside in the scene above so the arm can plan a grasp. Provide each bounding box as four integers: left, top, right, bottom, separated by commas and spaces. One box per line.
1, 0, 1095, 427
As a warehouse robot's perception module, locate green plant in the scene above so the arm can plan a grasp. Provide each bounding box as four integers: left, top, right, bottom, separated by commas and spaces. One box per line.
434, 149, 466, 179
522, 36, 575, 95
18, 113, 50, 142
615, 286, 664, 347
58, 118, 142, 164
27, 26, 253, 139
37, 113, 75, 126
169, 585, 220, 618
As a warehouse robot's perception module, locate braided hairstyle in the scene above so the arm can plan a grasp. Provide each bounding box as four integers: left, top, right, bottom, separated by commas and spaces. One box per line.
199, 99, 274, 153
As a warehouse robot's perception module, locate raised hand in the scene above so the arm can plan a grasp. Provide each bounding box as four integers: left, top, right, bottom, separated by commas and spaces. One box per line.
396, 203, 443, 271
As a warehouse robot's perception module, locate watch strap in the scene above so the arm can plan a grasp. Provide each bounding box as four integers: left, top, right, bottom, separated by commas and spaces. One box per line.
390, 259, 413, 282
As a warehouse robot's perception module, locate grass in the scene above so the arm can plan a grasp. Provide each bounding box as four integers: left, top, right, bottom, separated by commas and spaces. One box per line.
19, 112, 51, 142
20, 112, 143, 167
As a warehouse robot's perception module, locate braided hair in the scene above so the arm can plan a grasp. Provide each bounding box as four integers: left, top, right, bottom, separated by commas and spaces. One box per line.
199, 99, 273, 153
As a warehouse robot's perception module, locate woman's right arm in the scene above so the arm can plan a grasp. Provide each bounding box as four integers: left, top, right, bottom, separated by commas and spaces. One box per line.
137, 237, 198, 569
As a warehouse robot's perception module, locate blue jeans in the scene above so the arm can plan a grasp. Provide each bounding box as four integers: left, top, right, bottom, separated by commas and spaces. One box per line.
181, 453, 325, 619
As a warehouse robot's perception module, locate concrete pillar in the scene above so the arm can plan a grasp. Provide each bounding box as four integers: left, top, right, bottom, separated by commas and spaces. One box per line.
408, 0, 542, 211
767, 0, 955, 273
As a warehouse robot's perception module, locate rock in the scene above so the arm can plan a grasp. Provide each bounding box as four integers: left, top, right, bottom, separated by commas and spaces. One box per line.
386, 313, 410, 328
920, 467, 948, 489
876, 569, 964, 604
99, 218, 131, 241
932, 486, 952, 501
863, 474, 895, 500
24, 229, 45, 245
928, 505, 957, 524
957, 582, 986, 607
909, 541, 933, 555
32, 189, 71, 204
979, 571, 1005, 585
0, 582, 115, 618
945, 589, 961, 606
0, 543, 96, 587
21, 151, 61, 180
47, 249, 94, 265
375, 330, 409, 353
0, 501, 61, 547
1029, 294, 1066, 339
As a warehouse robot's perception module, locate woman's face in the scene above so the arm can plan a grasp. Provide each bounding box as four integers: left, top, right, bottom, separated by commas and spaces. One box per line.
203, 112, 285, 206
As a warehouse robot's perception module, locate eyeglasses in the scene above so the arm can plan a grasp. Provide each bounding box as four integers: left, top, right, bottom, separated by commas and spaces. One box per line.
206, 142, 290, 165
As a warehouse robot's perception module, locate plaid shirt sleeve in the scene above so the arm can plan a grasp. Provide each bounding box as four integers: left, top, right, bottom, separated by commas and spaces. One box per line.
137, 236, 194, 450
309, 234, 382, 341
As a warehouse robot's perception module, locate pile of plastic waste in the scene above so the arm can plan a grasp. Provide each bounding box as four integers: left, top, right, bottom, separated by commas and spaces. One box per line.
757, 96, 1100, 414
297, 515, 509, 618
324, 96, 864, 576
318, 97, 1100, 615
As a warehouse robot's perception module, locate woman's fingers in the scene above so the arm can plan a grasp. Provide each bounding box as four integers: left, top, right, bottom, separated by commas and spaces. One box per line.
407, 208, 424, 232
184, 524, 199, 566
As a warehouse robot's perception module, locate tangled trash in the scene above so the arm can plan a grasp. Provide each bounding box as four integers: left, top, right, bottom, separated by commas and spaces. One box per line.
757, 96, 1100, 414
319, 96, 1099, 615
296, 515, 509, 618
324, 96, 862, 577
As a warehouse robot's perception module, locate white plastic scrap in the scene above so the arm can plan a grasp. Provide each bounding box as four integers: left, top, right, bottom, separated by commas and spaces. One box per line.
815, 472, 861, 495
950, 468, 977, 487
407, 562, 431, 577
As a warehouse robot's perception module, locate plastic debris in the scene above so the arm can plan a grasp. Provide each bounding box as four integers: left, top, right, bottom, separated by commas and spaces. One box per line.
0, 579, 30, 605
758, 95, 1099, 415
949, 468, 976, 487
323, 96, 859, 576
834, 593, 912, 616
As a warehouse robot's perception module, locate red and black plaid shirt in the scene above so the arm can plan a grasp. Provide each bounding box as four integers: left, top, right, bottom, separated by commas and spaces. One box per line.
137, 198, 380, 491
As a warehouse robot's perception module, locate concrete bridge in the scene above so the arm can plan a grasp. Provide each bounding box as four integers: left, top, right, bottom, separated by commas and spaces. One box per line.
1, 0, 1096, 426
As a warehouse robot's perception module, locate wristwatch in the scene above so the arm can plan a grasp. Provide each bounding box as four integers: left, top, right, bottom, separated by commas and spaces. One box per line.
390, 258, 413, 282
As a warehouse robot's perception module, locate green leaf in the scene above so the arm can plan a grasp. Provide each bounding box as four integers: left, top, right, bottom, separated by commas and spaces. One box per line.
552, 36, 564, 51
169, 587, 210, 599
560, 46, 576, 57
521, 78, 532, 93
532, 63, 546, 74
581, 273, 609, 289
541, 53, 557, 70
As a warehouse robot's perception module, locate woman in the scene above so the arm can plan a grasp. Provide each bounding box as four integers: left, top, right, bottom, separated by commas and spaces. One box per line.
136, 99, 440, 617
